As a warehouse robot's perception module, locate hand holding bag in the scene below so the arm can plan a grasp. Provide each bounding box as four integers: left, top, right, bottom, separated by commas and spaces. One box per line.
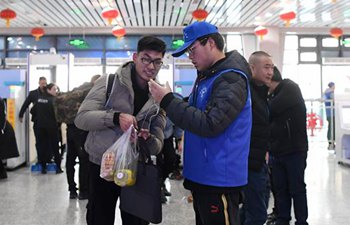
120, 138, 162, 224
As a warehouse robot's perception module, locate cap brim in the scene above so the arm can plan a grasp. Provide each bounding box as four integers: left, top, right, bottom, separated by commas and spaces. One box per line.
171, 41, 193, 57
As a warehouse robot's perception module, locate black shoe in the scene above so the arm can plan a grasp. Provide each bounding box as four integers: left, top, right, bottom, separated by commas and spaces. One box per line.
78, 192, 88, 200
0, 170, 7, 179
161, 191, 167, 204
56, 168, 64, 174
41, 168, 47, 174
70, 191, 78, 199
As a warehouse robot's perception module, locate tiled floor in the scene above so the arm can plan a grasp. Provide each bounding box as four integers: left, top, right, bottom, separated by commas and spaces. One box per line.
1, 136, 350, 225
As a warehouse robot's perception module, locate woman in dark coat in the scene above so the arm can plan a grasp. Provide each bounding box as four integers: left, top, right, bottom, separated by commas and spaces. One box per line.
0, 97, 19, 179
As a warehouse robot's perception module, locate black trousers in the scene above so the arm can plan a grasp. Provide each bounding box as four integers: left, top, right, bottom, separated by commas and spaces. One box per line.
157, 137, 177, 181
87, 162, 149, 225
36, 127, 61, 169
33, 124, 42, 163
192, 191, 241, 225
66, 124, 89, 193
271, 152, 308, 225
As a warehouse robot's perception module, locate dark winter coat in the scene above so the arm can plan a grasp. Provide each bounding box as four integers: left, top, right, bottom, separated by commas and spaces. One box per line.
18, 88, 45, 122
0, 97, 19, 160
249, 82, 270, 171
268, 79, 308, 156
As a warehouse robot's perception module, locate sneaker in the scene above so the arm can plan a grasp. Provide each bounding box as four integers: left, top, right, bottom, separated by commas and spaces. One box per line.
70, 191, 78, 199
266, 212, 277, 224
162, 187, 172, 196
169, 170, 183, 180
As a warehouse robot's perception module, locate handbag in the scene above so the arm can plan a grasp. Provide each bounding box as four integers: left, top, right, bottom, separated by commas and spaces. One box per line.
119, 139, 162, 224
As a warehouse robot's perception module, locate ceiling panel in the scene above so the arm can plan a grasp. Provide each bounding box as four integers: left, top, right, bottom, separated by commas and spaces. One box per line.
0, 0, 349, 35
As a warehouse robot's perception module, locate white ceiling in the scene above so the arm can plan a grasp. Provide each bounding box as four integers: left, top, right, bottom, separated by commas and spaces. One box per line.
0, 0, 350, 35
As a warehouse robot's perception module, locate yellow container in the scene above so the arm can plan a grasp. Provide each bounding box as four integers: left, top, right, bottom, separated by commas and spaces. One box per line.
114, 169, 136, 186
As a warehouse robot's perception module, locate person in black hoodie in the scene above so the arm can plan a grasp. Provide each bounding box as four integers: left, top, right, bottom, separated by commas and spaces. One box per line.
35, 83, 63, 174
268, 67, 309, 225
0, 97, 19, 179
240, 51, 273, 225
19, 76, 47, 165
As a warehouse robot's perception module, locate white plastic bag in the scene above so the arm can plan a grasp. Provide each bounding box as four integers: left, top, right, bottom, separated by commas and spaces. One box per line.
100, 125, 138, 185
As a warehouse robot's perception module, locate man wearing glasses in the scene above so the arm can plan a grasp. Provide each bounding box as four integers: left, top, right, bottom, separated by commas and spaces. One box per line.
75, 36, 166, 225
149, 21, 252, 225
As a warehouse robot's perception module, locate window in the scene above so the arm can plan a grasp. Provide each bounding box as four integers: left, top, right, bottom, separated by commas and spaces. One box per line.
7, 36, 55, 50
300, 37, 317, 47
322, 38, 339, 47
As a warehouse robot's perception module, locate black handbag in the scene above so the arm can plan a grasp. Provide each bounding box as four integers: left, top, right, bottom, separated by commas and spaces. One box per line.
119, 140, 162, 224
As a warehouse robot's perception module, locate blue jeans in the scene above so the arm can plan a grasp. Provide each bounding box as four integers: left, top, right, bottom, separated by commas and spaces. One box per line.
240, 164, 269, 225
272, 152, 308, 225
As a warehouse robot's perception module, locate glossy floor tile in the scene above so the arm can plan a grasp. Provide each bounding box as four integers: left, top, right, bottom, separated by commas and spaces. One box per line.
1, 136, 350, 225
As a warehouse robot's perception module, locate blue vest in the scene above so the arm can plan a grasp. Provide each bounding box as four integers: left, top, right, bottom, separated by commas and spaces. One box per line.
183, 69, 252, 187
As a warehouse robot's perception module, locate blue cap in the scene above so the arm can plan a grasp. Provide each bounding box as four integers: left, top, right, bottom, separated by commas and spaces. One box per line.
172, 21, 218, 57
328, 82, 335, 88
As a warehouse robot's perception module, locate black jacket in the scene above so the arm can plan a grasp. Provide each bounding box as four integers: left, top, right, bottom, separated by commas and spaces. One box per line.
35, 93, 58, 129
268, 79, 308, 156
0, 98, 19, 160
249, 81, 270, 171
19, 88, 45, 122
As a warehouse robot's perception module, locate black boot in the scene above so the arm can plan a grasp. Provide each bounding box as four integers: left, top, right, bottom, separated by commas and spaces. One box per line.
0, 161, 8, 179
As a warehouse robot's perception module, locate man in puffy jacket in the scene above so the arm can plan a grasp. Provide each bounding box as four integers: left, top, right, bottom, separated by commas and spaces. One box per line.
240, 51, 273, 225
75, 36, 166, 225
268, 67, 309, 225
149, 21, 252, 225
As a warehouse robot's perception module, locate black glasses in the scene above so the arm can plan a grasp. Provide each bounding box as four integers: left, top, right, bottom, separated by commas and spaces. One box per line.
140, 57, 163, 68
186, 38, 208, 55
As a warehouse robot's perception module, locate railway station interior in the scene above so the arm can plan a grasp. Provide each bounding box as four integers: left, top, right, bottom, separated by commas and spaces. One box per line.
1, 0, 350, 225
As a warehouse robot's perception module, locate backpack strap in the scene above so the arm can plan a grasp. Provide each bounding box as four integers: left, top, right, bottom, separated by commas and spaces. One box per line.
105, 73, 116, 104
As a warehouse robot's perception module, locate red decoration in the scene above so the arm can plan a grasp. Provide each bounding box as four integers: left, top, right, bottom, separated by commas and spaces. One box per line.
279, 11, 296, 27
112, 26, 126, 39
192, 9, 208, 21
254, 26, 268, 40
31, 28, 45, 41
102, 7, 119, 25
330, 28, 343, 39
0, 8, 16, 27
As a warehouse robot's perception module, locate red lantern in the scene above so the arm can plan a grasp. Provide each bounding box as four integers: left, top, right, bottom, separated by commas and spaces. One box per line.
112, 26, 126, 39
31, 28, 45, 41
330, 28, 343, 39
102, 7, 119, 25
254, 26, 268, 40
0, 8, 16, 27
192, 9, 208, 21
279, 11, 296, 27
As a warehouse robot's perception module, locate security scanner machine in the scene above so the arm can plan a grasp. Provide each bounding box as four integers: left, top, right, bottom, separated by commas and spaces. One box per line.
335, 90, 350, 165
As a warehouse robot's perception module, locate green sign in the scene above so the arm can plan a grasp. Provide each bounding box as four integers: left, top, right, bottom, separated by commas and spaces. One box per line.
172, 39, 184, 49
68, 39, 89, 49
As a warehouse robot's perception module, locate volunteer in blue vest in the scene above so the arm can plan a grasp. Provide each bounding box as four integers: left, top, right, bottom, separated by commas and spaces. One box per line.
149, 21, 252, 225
